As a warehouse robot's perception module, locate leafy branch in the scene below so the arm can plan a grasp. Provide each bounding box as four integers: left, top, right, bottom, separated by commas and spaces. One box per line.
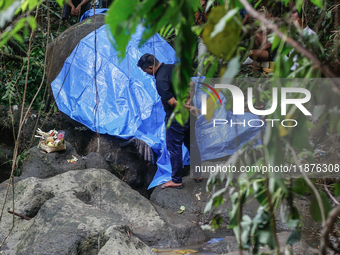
239, 0, 339, 91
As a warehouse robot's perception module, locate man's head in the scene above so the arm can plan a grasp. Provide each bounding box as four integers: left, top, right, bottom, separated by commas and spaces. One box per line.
137, 53, 160, 75
291, 10, 305, 28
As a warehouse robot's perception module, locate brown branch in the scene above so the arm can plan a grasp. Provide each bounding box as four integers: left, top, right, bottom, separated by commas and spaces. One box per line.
320, 206, 340, 255
239, 0, 339, 89
287, 144, 326, 226
0, 51, 23, 62
0, 5, 39, 251
324, 183, 340, 205
7, 210, 31, 220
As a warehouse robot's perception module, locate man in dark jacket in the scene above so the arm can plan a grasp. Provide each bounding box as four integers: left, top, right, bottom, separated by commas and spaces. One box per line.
137, 53, 201, 189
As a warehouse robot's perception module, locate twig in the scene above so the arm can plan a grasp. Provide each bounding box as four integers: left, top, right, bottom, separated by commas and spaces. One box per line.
0, 5, 39, 251
239, 0, 339, 89
324, 182, 340, 205
261, 130, 280, 253
320, 206, 340, 255
287, 144, 326, 226
7, 210, 31, 220
0, 52, 23, 62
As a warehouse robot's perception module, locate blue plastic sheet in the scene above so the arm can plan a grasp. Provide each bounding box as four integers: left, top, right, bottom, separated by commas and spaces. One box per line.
51, 24, 182, 189
191, 77, 264, 161
205, 238, 224, 245
80, 9, 108, 21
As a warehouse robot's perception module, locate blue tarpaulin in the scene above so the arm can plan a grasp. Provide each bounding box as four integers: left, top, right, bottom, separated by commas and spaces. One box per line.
51, 22, 263, 189
191, 77, 264, 161
52, 24, 181, 188
80, 9, 108, 21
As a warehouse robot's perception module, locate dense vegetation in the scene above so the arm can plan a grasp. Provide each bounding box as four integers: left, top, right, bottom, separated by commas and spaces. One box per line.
1, 0, 340, 254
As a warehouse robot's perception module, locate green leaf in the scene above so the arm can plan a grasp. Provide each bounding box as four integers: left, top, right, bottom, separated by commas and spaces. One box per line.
222, 55, 240, 81
12, 33, 23, 43
333, 182, 340, 196
309, 191, 332, 222
296, 0, 303, 12
211, 215, 223, 229
0, 0, 21, 28
293, 178, 311, 195
271, 34, 280, 50
291, 115, 313, 153
313, 105, 326, 121
105, 0, 139, 60
55, 0, 64, 7
174, 112, 183, 126
212, 194, 224, 208
28, 15, 37, 30
210, 9, 238, 38
288, 219, 300, 228
286, 229, 301, 244
177, 205, 185, 214
311, 0, 323, 9
28, 0, 38, 10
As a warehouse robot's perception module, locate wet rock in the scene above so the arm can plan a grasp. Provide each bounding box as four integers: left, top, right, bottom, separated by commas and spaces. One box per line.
20, 141, 86, 179
87, 134, 158, 197
98, 226, 156, 255
150, 176, 293, 247
84, 152, 110, 171
150, 177, 212, 223
209, 232, 319, 255
202, 236, 239, 254
0, 169, 205, 254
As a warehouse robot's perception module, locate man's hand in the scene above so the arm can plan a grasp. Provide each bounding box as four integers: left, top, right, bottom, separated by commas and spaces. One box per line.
74, 5, 81, 15
69, 5, 76, 15
189, 106, 201, 116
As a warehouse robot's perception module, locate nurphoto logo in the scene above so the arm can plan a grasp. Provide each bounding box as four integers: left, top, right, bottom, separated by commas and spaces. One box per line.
200, 84, 311, 128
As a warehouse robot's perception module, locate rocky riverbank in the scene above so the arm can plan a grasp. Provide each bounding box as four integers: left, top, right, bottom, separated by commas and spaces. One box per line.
0, 105, 323, 254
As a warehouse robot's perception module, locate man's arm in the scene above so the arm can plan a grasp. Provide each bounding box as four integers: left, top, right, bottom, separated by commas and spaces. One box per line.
74, 0, 90, 15
66, 0, 76, 15
167, 97, 200, 116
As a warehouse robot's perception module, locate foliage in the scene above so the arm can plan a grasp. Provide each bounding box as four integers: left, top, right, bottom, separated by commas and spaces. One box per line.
0, 0, 340, 253
0, 0, 66, 111
1, 48, 45, 109
104, 0, 340, 253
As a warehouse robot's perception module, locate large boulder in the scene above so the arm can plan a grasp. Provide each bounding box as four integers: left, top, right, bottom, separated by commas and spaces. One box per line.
0, 105, 94, 156
150, 177, 291, 233
20, 141, 86, 179
0, 169, 205, 254
0, 109, 158, 197
46, 15, 106, 88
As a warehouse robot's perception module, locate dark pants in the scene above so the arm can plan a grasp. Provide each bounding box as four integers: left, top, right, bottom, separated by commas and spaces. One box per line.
62, 0, 91, 21
165, 116, 201, 184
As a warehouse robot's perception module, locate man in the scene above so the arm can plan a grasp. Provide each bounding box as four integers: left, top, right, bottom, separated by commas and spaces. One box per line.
137, 53, 201, 189
288, 10, 316, 71
248, 10, 280, 62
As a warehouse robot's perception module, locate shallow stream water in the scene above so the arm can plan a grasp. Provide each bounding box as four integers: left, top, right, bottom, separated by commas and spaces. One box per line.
153, 243, 217, 255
